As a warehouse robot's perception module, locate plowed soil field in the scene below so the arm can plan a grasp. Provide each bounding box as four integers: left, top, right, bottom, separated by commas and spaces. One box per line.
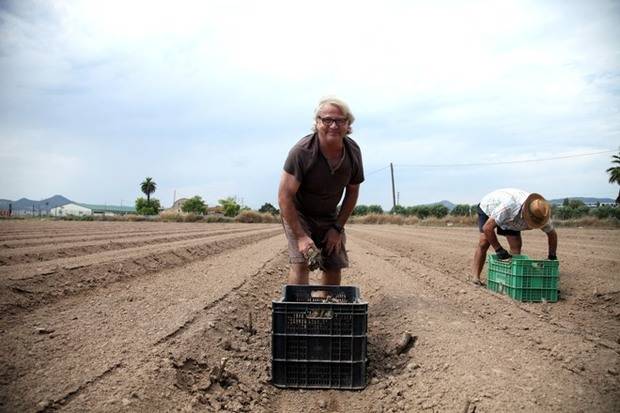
0, 220, 618, 412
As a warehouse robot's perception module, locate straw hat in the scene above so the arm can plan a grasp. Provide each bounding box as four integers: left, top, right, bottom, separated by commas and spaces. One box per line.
522, 193, 551, 228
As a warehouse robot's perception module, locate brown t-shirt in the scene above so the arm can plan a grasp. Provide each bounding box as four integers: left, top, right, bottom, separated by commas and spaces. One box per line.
283, 133, 364, 219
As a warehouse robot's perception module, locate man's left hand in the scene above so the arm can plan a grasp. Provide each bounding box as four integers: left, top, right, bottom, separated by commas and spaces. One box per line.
323, 228, 343, 256
548, 253, 557, 260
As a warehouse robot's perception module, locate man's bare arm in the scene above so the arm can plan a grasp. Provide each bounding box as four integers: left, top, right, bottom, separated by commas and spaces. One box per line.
278, 171, 314, 254
546, 229, 558, 257
337, 184, 360, 227
323, 184, 360, 255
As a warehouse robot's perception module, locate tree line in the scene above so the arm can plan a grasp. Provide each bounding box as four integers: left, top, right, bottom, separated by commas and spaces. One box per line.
135, 147, 619, 219
135, 177, 279, 217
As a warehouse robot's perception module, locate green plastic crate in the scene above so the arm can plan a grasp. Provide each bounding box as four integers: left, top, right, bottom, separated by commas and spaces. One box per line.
487, 279, 504, 294
503, 285, 559, 302
488, 254, 558, 276
487, 254, 559, 302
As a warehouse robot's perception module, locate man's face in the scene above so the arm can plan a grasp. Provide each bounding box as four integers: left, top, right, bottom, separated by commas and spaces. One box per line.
315, 104, 349, 142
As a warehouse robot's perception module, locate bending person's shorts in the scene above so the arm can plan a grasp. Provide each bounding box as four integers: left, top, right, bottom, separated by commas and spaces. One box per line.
477, 204, 520, 237
282, 214, 349, 270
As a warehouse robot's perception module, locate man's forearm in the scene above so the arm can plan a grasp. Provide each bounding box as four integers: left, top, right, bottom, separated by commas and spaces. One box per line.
278, 194, 305, 239
547, 230, 558, 255
336, 186, 360, 226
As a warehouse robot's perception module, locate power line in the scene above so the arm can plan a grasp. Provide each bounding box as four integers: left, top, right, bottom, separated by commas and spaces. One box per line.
395, 149, 616, 168
363, 149, 616, 183
366, 165, 391, 176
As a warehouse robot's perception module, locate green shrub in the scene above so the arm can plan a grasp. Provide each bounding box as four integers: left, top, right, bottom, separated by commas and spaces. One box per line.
353, 205, 370, 216
218, 197, 241, 217
390, 205, 406, 215
451, 204, 472, 216
429, 204, 449, 218
367, 205, 384, 214
181, 196, 207, 215
258, 203, 279, 215
407, 205, 430, 219
590, 205, 620, 219
135, 197, 161, 215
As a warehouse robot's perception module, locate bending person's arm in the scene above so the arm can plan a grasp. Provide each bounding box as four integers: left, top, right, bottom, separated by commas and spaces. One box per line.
546, 229, 558, 259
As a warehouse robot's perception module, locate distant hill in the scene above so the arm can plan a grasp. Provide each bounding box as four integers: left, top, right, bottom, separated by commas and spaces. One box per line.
549, 197, 615, 206
436, 200, 455, 210
418, 197, 615, 211
0, 195, 73, 213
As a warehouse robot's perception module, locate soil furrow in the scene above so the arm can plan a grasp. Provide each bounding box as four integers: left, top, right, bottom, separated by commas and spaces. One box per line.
0, 226, 280, 280
0, 227, 256, 265
0, 226, 230, 248
0, 233, 287, 412
0, 221, 617, 413
0, 228, 282, 315
347, 226, 620, 345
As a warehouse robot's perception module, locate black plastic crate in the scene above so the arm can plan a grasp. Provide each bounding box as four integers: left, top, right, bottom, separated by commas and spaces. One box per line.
271, 285, 368, 389
272, 285, 368, 336
272, 360, 367, 389
273, 334, 367, 361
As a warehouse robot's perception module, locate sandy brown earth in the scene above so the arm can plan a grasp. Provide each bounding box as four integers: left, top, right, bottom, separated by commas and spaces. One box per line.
0, 220, 618, 412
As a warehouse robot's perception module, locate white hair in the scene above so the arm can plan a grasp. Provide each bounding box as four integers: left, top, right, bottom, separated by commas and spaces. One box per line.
312, 96, 355, 134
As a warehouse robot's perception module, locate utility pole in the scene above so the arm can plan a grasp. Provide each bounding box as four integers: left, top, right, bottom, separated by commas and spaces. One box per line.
390, 163, 396, 210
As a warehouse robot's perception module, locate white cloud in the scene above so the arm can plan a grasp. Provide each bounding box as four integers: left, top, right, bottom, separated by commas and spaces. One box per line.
0, 0, 618, 208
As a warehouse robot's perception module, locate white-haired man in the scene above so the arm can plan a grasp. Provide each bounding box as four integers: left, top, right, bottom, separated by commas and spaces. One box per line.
472, 188, 558, 285
278, 97, 364, 286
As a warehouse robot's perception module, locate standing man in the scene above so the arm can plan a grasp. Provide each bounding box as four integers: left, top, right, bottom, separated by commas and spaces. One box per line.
472, 188, 558, 285
278, 97, 364, 286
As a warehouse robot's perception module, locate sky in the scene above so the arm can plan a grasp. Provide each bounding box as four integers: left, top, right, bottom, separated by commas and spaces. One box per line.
0, 0, 619, 210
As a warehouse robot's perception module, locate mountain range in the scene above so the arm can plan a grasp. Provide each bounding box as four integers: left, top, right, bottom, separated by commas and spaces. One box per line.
0, 195, 73, 213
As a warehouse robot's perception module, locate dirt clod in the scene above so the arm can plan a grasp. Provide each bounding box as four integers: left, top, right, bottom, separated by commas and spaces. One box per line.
395, 332, 416, 354
35, 327, 54, 335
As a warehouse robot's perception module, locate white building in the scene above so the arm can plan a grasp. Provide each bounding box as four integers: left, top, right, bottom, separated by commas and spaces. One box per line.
51, 203, 136, 216
51, 203, 93, 216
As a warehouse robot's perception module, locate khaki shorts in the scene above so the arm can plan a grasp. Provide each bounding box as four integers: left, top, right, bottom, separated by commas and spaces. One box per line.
282, 214, 349, 270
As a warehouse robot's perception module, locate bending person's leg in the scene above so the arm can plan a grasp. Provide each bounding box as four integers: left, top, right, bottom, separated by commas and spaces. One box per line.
472, 233, 490, 282
506, 234, 523, 255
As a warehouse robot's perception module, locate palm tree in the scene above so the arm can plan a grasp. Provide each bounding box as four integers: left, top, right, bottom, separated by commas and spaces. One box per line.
607, 152, 620, 204
140, 177, 157, 204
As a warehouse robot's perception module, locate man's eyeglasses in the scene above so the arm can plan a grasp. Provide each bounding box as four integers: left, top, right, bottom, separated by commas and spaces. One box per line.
318, 117, 348, 127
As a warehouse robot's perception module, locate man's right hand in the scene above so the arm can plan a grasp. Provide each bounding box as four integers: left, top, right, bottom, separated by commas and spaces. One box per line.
495, 247, 512, 260
297, 235, 316, 257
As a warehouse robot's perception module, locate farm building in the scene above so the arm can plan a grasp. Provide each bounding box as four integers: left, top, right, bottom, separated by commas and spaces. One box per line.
162, 198, 223, 216
51, 203, 136, 216
165, 198, 188, 214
